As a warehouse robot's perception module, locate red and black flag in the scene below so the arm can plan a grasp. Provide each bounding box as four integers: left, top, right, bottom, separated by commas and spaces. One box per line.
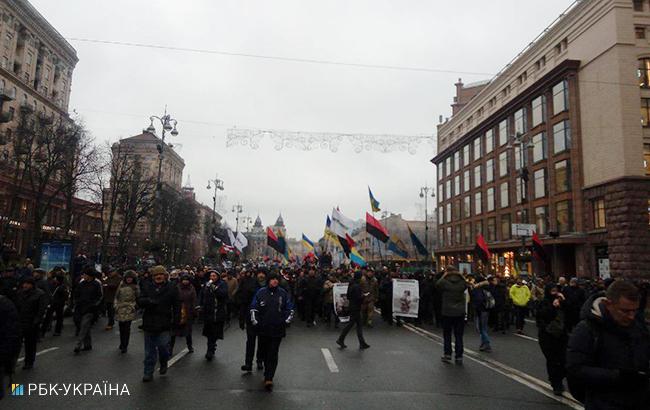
267, 227, 286, 255
337, 233, 354, 257
366, 212, 389, 243
531, 232, 548, 262
475, 233, 491, 263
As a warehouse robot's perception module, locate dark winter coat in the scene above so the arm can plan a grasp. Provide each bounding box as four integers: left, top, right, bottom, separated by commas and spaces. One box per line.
102, 274, 122, 303
250, 285, 294, 338
490, 282, 507, 310
50, 283, 69, 309
566, 292, 650, 409
347, 280, 364, 313
15, 287, 47, 330
237, 276, 260, 325
0, 275, 18, 301
536, 285, 567, 340
73, 278, 103, 317
436, 272, 467, 317
200, 279, 228, 339
138, 280, 181, 334
0, 295, 21, 364
563, 285, 586, 330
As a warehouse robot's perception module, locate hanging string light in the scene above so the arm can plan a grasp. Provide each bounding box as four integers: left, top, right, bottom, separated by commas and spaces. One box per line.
226, 128, 435, 154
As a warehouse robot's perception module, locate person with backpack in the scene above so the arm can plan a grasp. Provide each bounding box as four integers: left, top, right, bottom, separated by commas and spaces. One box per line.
435, 266, 468, 364
470, 276, 494, 352
536, 283, 568, 396
566, 280, 650, 408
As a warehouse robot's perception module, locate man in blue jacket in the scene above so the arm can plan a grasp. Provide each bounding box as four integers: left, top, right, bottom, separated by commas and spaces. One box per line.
250, 272, 294, 391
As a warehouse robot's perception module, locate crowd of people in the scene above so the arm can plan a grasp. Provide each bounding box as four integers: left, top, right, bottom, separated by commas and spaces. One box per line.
1, 260, 649, 408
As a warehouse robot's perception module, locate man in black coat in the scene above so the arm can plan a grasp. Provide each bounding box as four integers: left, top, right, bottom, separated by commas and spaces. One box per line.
566, 280, 650, 408
14, 277, 47, 369
0, 294, 21, 399
137, 266, 180, 382
41, 275, 68, 337
336, 271, 370, 350
73, 267, 103, 353
302, 268, 320, 327
563, 277, 586, 333
239, 268, 264, 372
199, 271, 228, 361
0, 267, 18, 301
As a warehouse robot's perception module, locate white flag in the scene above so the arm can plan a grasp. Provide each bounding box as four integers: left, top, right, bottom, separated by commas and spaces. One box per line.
331, 207, 354, 236
235, 231, 248, 251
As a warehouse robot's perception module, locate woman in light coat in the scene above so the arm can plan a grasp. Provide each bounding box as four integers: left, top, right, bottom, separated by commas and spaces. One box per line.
114, 270, 139, 353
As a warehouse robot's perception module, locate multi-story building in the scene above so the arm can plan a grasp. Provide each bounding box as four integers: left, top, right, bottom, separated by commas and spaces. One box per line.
0, 1, 101, 261
432, 0, 650, 280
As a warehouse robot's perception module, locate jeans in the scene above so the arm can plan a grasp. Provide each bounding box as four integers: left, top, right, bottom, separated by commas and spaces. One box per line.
338, 311, 367, 345
442, 315, 465, 359
118, 321, 132, 349
258, 336, 282, 381
475, 311, 490, 347
515, 306, 528, 331
143, 331, 170, 376
76, 313, 94, 348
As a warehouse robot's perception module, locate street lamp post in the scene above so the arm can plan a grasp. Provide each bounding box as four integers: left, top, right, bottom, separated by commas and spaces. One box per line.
206, 175, 224, 225
508, 132, 535, 274
146, 108, 179, 242
232, 204, 243, 233
419, 186, 435, 260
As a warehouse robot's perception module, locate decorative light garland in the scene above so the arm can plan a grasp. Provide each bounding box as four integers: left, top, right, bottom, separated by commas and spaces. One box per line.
226, 128, 435, 154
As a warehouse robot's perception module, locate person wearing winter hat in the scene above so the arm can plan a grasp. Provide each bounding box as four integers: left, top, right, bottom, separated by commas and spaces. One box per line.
15, 276, 47, 369
114, 270, 140, 353
250, 272, 294, 391
73, 266, 103, 354
336, 270, 371, 350
170, 274, 196, 355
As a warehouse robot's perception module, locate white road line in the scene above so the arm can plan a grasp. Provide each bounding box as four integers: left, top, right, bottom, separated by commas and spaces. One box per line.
513, 333, 539, 342
18, 347, 59, 362
402, 323, 582, 410
166, 347, 189, 368
320, 348, 339, 373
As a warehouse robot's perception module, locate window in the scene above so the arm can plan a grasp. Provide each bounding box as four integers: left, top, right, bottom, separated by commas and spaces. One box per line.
593, 198, 606, 229
515, 209, 528, 224
438, 206, 444, 224
437, 164, 442, 181
462, 145, 470, 167
556, 201, 573, 233
534, 169, 546, 199
455, 225, 461, 245
553, 120, 571, 154
445, 157, 451, 176
514, 107, 528, 135
474, 165, 482, 188
453, 151, 460, 172
500, 182, 509, 208
642, 98, 650, 127
486, 159, 494, 182
438, 229, 444, 247
473, 138, 482, 160
485, 129, 494, 154
487, 187, 495, 212
634, 0, 644, 12
446, 227, 452, 245
463, 170, 470, 192
639, 58, 650, 88
535, 206, 548, 235
454, 175, 460, 197
644, 144, 650, 175
438, 184, 443, 203
446, 180, 452, 200
555, 160, 571, 193
532, 132, 546, 162
475, 192, 482, 215
463, 196, 471, 218
454, 200, 461, 221
499, 151, 509, 177
499, 119, 509, 146
532, 95, 546, 127
475, 220, 483, 236
487, 218, 496, 241
446, 203, 451, 223
636, 26, 646, 39
464, 224, 472, 245
552, 80, 568, 115
501, 214, 511, 240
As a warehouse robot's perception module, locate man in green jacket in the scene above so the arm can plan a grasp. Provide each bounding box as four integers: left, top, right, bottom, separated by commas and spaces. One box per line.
435, 266, 468, 364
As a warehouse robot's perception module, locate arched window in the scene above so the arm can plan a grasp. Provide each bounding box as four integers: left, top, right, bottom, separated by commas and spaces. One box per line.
638, 58, 650, 88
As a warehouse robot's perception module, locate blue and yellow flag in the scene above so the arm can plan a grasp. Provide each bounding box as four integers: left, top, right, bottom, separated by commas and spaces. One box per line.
302, 234, 315, 252
350, 247, 367, 267
368, 186, 381, 213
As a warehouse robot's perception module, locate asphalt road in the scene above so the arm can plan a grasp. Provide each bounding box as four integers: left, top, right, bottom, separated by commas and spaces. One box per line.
3, 315, 581, 410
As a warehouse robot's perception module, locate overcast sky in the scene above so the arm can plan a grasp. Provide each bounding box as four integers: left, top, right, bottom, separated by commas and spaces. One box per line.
32, 0, 574, 240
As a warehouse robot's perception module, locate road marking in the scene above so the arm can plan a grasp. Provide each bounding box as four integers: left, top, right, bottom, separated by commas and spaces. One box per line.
167, 347, 189, 368
514, 333, 539, 342
320, 348, 339, 373
18, 347, 59, 362
402, 323, 582, 410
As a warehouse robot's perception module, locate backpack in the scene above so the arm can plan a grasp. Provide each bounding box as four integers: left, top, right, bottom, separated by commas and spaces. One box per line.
482, 289, 496, 310
567, 321, 601, 404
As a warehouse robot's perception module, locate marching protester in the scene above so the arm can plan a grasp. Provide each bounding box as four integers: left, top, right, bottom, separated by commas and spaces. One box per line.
361, 268, 379, 327
102, 268, 122, 331
567, 280, 650, 409
114, 270, 139, 353
470, 276, 493, 352
536, 284, 568, 396
15, 277, 47, 369
41, 274, 68, 337
0, 294, 20, 400
0, 266, 18, 301
436, 266, 467, 364
137, 266, 181, 382
170, 273, 197, 355
239, 268, 264, 372
73, 267, 103, 354
250, 272, 294, 391
563, 277, 586, 333
509, 277, 531, 334
199, 270, 228, 361
336, 270, 370, 350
